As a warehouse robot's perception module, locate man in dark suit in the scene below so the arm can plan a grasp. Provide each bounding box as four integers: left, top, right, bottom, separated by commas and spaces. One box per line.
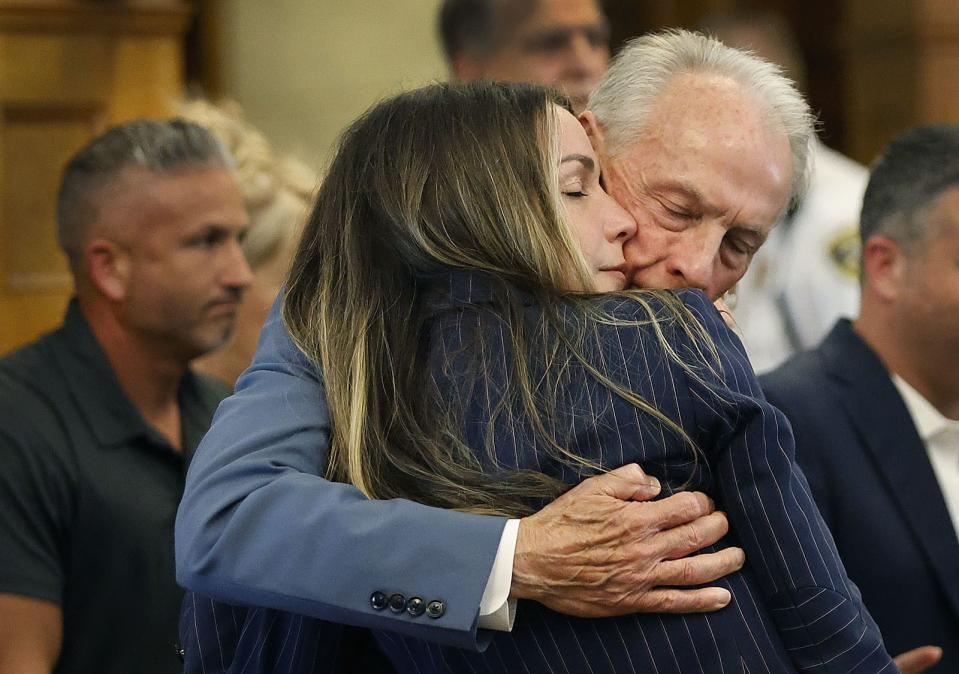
761, 124, 959, 672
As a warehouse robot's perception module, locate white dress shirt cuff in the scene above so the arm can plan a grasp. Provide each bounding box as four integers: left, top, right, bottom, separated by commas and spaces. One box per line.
477, 518, 519, 631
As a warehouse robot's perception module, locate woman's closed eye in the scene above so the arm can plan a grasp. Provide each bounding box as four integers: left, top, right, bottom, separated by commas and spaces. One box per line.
562, 178, 589, 198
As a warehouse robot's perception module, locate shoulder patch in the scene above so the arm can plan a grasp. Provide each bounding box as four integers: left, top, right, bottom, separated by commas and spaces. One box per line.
828, 227, 861, 279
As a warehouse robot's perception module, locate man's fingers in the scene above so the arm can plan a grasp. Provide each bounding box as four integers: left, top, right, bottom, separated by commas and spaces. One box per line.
635, 587, 732, 614
648, 511, 730, 560
571, 464, 661, 501
641, 491, 715, 531
655, 547, 745, 586
894, 646, 943, 674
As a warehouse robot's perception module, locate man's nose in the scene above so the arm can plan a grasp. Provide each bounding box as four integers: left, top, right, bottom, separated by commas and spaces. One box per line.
665, 236, 716, 293
565, 33, 607, 80
222, 241, 254, 290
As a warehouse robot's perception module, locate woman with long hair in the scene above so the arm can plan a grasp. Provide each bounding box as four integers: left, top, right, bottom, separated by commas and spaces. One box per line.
182, 81, 892, 673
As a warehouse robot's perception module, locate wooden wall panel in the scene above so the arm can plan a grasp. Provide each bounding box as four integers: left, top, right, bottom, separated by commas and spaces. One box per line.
1, 107, 97, 292
0, 1, 191, 354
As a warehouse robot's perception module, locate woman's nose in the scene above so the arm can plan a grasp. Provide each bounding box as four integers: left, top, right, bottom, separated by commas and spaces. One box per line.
605, 196, 637, 243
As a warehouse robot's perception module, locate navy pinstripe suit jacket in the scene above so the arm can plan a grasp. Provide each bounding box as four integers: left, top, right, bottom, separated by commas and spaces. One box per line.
182, 272, 894, 674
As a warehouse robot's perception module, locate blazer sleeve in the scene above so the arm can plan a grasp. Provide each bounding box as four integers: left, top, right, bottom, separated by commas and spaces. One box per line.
174, 297, 507, 651
676, 291, 894, 673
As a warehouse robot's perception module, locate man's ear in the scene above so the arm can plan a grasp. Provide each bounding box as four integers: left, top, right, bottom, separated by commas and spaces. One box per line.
84, 238, 130, 302
579, 111, 607, 157
861, 235, 905, 303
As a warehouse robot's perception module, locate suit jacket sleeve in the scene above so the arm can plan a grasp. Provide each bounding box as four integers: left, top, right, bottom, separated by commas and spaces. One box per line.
175, 297, 507, 651
677, 291, 893, 672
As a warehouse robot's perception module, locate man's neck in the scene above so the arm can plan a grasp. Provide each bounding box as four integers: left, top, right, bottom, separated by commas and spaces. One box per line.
79, 298, 188, 450
853, 313, 959, 420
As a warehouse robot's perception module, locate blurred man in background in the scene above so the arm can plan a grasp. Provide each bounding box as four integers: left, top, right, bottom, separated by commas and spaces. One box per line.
762, 125, 959, 672
439, 0, 610, 112
0, 120, 251, 673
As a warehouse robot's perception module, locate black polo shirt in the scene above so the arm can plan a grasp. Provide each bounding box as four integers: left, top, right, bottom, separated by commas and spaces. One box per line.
0, 300, 229, 674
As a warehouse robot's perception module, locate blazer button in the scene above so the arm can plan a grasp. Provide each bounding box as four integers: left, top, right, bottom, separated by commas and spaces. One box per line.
370, 591, 388, 610
426, 600, 445, 619
406, 596, 425, 617
388, 593, 407, 613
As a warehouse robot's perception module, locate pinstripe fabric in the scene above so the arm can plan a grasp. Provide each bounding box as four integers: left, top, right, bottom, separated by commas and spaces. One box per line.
181, 271, 894, 673
180, 593, 396, 673
381, 272, 893, 673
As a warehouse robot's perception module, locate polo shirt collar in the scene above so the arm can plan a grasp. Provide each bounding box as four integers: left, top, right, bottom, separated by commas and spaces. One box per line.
51, 299, 202, 452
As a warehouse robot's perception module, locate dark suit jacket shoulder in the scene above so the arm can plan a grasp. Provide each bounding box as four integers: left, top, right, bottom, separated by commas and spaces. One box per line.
761, 319, 959, 672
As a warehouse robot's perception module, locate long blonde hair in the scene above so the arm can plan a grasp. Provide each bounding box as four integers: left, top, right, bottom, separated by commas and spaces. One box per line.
284, 82, 717, 516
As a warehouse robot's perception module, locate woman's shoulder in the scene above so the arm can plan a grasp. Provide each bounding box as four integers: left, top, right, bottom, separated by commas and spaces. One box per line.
590, 288, 720, 328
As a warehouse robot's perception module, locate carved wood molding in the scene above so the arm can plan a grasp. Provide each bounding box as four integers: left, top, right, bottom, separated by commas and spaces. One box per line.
0, 0, 193, 35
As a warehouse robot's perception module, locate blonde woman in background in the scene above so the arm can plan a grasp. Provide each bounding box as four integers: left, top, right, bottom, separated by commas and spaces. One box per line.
179, 100, 316, 387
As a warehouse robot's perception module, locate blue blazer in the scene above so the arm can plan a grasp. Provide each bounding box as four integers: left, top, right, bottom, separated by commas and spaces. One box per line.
175, 295, 507, 652
180, 273, 893, 673
761, 319, 959, 672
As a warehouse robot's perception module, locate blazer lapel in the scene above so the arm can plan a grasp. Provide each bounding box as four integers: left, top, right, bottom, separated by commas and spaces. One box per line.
820, 320, 959, 621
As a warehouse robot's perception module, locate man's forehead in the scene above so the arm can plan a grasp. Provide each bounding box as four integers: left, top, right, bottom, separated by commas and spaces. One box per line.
100, 167, 241, 226
643, 73, 769, 140
604, 149, 787, 239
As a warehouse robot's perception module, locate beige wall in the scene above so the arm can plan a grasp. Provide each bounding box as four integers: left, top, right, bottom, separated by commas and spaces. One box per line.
220, 0, 448, 172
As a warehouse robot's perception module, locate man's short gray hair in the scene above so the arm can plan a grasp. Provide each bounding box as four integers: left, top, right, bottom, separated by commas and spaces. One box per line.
588, 28, 815, 210
56, 118, 233, 267
861, 124, 959, 255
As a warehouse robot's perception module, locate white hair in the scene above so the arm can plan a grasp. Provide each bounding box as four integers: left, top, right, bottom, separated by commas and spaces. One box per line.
588, 28, 815, 209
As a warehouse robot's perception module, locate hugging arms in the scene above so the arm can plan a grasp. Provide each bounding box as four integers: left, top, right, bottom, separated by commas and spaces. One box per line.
177, 80, 895, 672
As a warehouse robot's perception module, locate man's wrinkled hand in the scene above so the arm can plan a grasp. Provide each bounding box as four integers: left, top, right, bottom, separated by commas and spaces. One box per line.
510, 463, 744, 617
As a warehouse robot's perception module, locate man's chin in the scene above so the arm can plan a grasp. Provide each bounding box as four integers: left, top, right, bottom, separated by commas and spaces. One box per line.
187, 326, 236, 361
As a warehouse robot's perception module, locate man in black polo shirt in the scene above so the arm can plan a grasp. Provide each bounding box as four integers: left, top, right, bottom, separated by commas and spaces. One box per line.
0, 120, 252, 673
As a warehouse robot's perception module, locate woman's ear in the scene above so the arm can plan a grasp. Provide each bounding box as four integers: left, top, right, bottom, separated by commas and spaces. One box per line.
84, 238, 130, 302
579, 111, 607, 157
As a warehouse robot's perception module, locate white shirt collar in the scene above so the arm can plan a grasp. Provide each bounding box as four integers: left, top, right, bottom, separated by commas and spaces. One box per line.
891, 374, 959, 442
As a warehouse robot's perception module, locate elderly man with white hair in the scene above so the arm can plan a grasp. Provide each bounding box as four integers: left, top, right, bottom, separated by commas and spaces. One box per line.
584, 30, 811, 303
176, 29, 934, 673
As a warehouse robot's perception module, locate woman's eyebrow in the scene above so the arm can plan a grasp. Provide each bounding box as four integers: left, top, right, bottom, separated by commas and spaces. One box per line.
560, 154, 595, 172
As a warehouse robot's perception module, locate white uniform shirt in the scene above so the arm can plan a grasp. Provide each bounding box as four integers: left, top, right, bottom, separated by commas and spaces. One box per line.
892, 375, 959, 540
733, 140, 868, 373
